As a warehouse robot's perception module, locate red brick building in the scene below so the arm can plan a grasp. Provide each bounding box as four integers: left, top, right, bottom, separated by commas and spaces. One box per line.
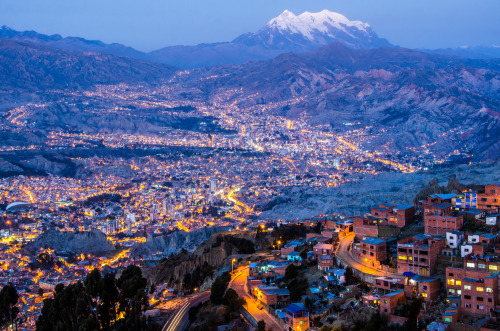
353, 216, 380, 239
379, 290, 406, 315
371, 204, 415, 228
318, 254, 334, 271
404, 275, 441, 302
397, 234, 445, 276
313, 243, 333, 256
446, 267, 499, 315
477, 184, 500, 213
424, 202, 464, 236
352, 238, 387, 269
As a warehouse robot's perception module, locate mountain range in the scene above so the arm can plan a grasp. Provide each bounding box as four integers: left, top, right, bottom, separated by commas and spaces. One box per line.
1, 10, 499, 69
0, 10, 499, 163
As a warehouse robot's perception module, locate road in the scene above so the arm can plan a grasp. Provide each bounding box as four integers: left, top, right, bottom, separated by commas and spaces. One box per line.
162, 291, 211, 331
336, 233, 402, 278
229, 267, 284, 331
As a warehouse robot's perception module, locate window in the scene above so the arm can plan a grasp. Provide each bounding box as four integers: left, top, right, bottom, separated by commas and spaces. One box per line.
464, 295, 472, 300
466, 262, 475, 268
477, 287, 484, 292
421, 293, 428, 298
445, 318, 451, 322
477, 297, 483, 302
449, 289, 455, 294
398, 256, 407, 260
489, 265, 498, 271
457, 290, 462, 295
488, 298, 492, 302
478, 264, 486, 269
465, 303, 471, 308
422, 285, 428, 290
487, 288, 493, 293
456, 280, 461, 286
464, 285, 471, 290
384, 300, 387, 304
447, 279, 455, 286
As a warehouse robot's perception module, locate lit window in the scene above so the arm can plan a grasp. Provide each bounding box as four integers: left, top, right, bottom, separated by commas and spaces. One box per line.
456, 280, 461, 286
489, 265, 498, 271
477, 287, 484, 292
421, 293, 428, 298
486, 288, 493, 293
478, 264, 486, 269
447, 279, 455, 285
464, 285, 471, 290
457, 290, 462, 295
398, 256, 407, 260
466, 262, 475, 268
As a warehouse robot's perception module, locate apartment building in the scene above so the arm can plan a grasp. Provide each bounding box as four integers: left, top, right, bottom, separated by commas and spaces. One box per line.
397, 234, 445, 276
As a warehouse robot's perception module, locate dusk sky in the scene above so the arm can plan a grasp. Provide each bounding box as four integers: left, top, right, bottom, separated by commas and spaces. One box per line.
1, 0, 499, 51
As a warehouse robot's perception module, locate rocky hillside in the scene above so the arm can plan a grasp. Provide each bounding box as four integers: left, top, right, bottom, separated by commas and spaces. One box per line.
190, 43, 500, 160
30, 229, 115, 253
148, 231, 263, 291
130, 226, 227, 258
0, 39, 176, 90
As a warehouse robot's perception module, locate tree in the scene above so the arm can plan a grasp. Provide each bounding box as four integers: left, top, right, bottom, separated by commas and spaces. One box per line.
405, 297, 423, 331
300, 249, 307, 261
36, 266, 154, 331
284, 264, 298, 282
223, 289, 245, 312
0, 284, 19, 330
115, 265, 149, 330
210, 272, 231, 305
257, 320, 266, 331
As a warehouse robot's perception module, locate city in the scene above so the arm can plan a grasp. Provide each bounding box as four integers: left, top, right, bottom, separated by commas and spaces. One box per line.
0, 1, 499, 331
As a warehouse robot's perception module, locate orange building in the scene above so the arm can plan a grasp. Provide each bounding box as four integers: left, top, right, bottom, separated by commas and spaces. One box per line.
285, 303, 309, 331
352, 238, 387, 269
477, 184, 500, 213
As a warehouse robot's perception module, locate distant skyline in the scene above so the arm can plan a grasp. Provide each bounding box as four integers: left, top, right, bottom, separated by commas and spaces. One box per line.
0, 0, 499, 52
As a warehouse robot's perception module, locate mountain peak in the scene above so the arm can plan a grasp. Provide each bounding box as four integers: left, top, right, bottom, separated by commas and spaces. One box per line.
266, 9, 370, 41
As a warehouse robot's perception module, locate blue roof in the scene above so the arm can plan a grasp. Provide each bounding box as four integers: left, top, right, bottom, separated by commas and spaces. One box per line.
395, 205, 414, 210
362, 238, 385, 245
482, 233, 497, 239
333, 269, 346, 276
431, 193, 456, 200
286, 303, 307, 314
309, 287, 321, 294
383, 290, 404, 298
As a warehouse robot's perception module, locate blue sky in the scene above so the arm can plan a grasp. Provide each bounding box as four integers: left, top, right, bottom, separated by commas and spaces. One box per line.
1, 0, 498, 51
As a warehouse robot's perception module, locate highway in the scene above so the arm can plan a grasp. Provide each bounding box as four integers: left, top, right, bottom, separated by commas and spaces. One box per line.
162, 291, 211, 331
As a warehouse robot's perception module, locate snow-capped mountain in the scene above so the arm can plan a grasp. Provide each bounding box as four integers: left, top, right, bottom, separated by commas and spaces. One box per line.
233, 10, 391, 51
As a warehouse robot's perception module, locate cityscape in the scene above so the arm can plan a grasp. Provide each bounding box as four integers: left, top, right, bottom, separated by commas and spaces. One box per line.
0, 2, 499, 331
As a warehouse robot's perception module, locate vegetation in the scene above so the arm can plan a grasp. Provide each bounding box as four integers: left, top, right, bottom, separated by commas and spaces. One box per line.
35, 266, 158, 331
210, 272, 231, 305
0, 284, 19, 330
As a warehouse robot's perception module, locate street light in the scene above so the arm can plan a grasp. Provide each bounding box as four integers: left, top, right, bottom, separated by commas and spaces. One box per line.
277, 240, 281, 250
232, 258, 236, 274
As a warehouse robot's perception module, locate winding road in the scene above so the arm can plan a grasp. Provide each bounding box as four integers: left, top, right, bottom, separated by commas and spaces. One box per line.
162, 291, 211, 331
